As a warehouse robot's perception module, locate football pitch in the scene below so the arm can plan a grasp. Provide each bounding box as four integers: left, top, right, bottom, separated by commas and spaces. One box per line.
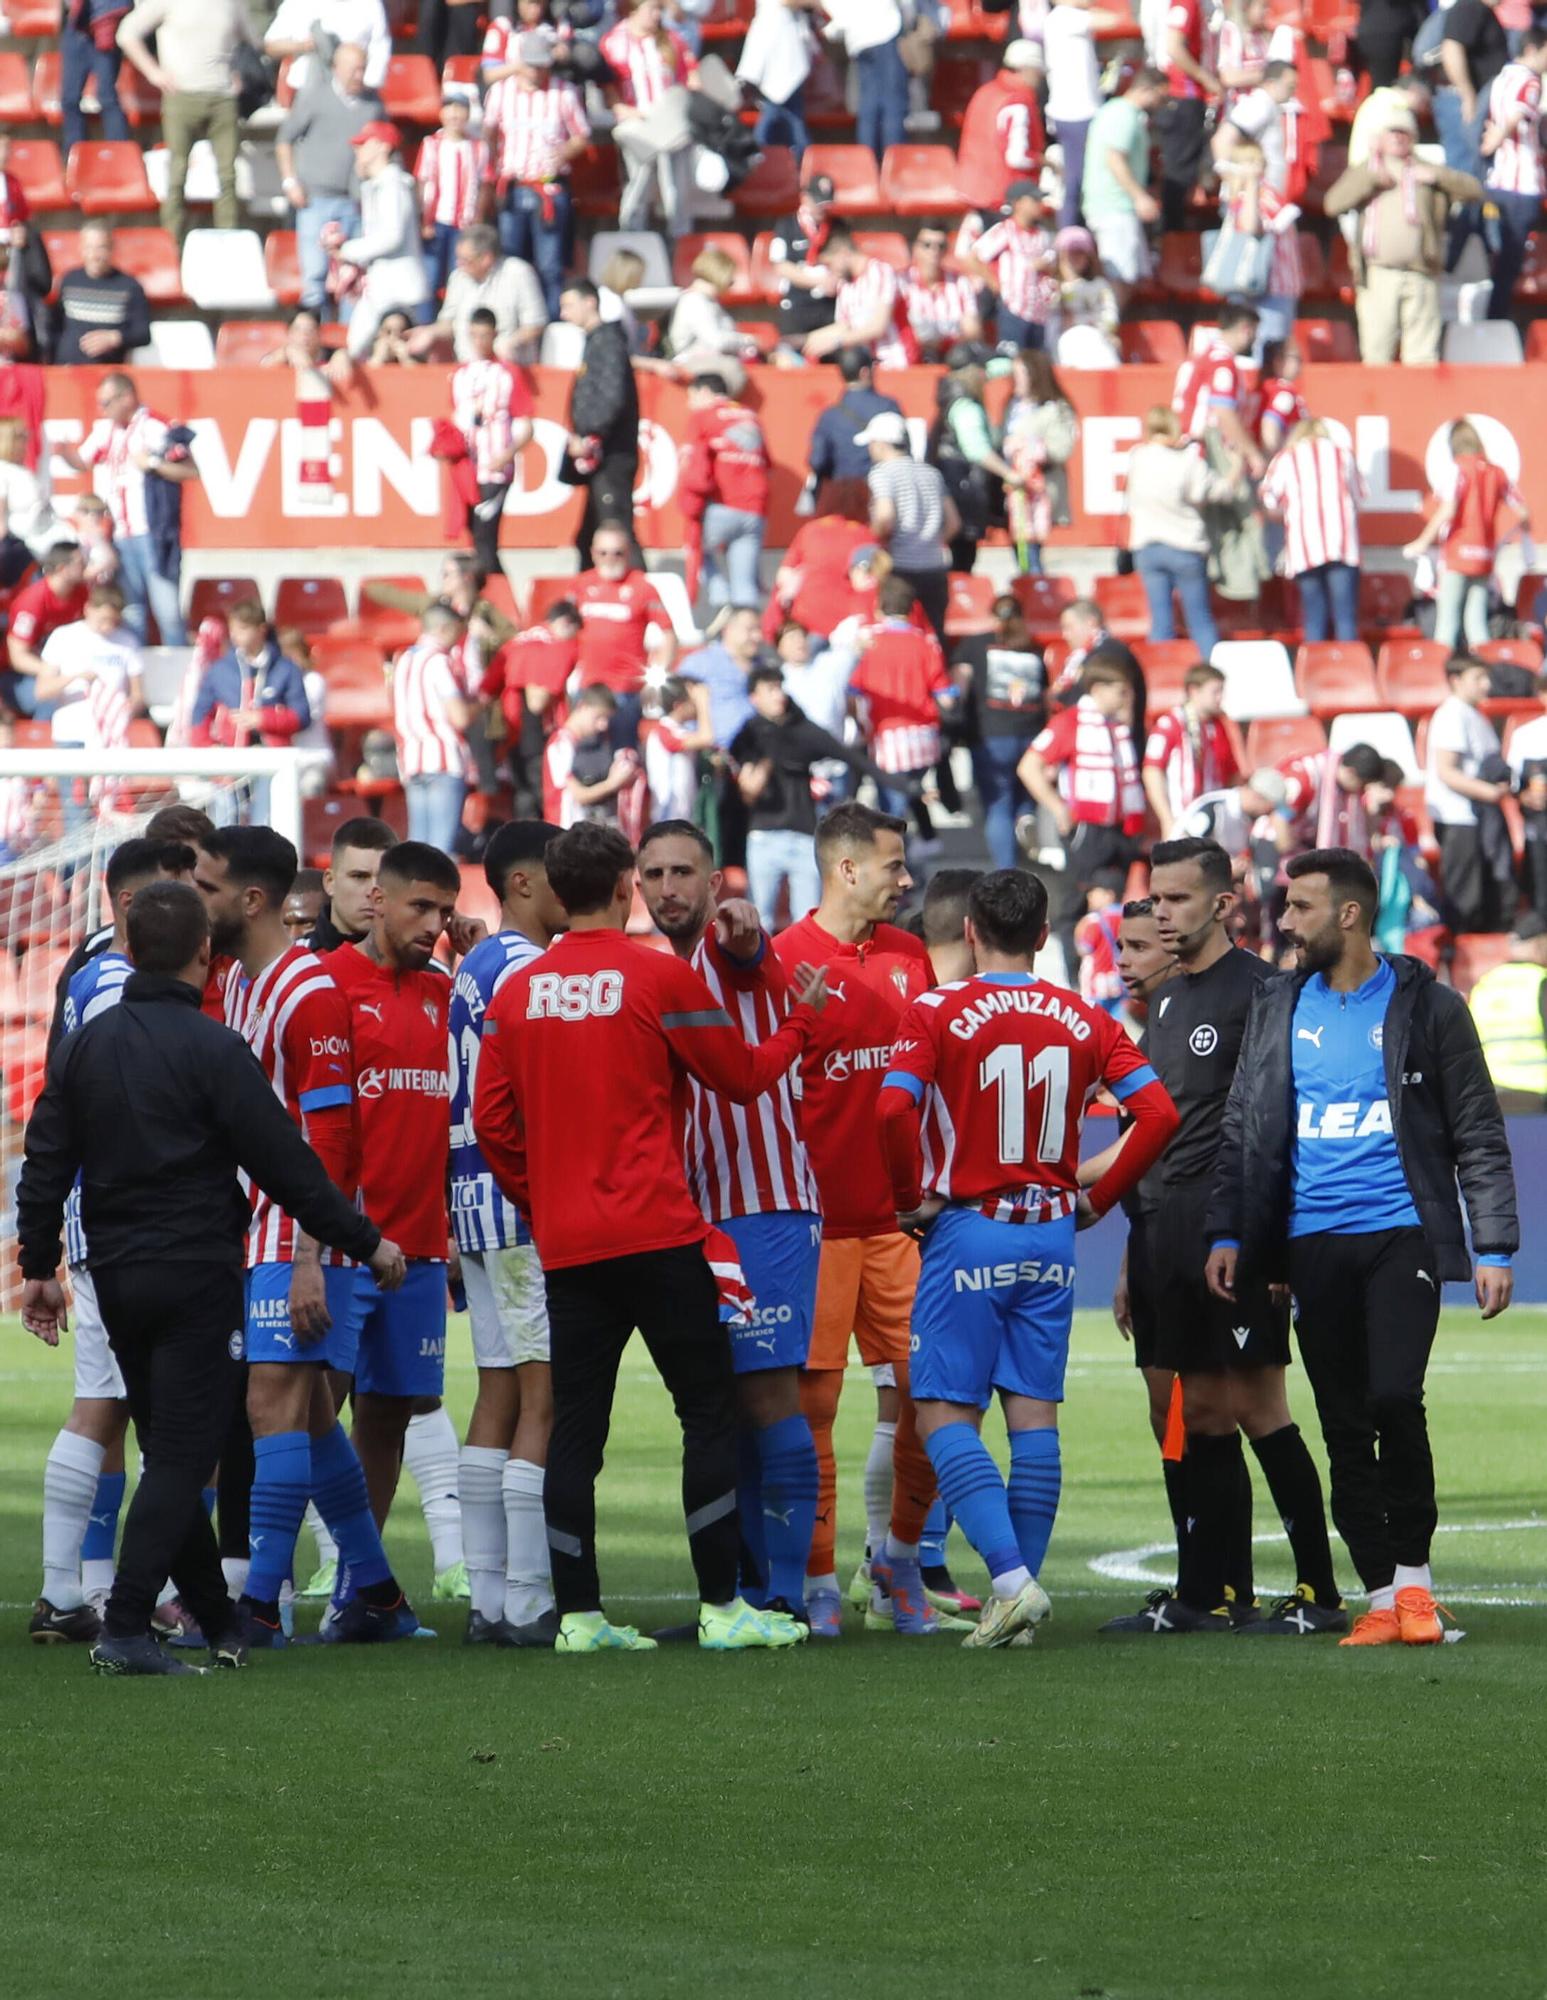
2, 1306, 1544, 2000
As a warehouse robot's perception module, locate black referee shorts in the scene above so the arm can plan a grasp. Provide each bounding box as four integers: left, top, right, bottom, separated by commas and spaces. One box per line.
1150, 1178, 1290, 1376
1127, 1210, 1162, 1372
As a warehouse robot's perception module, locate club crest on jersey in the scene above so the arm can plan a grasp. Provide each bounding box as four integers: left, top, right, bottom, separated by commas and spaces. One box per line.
423, 997, 440, 1024
1369, 1024, 1384, 1050
891, 968, 911, 997
1189, 1024, 1218, 1056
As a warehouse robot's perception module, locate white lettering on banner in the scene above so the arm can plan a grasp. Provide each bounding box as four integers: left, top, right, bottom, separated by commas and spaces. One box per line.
635, 419, 683, 512
1082, 416, 1145, 515
279, 415, 346, 518
353, 417, 439, 519
526, 970, 625, 1021
189, 415, 277, 518
502, 418, 578, 517
953, 1260, 1072, 1291
1296, 1099, 1394, 1139
1353, 416, 1420, 512
42, 421, 85, 485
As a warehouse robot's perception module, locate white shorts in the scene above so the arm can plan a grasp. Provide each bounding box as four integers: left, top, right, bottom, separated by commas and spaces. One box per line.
70, 1266, 126, 1401
462, 1245, 550, 1369
1093, 214, 1152, 287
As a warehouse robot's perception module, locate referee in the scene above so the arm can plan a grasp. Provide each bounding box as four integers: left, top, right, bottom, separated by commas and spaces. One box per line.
1103, 838, 1343, 1638
1207, 848, 1517, 1648
18, 883, 406, 1678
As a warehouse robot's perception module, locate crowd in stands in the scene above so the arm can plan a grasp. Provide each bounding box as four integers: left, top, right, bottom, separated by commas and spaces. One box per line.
5, 0, 1547, 1003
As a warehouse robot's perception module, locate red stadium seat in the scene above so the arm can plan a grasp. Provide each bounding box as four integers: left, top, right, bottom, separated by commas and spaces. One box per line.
800, 145, 883, 216
1358, 569, 1420, 637
1292, 317, 1358, 363
9, 139, 66, 210
66, 140, 158, 216
117, 65, 161, 126
1376, 638, 1449, 717
1526, 321, 1547, 363
442, 56, 481, 88
0, 55, 34, 124
381, 55, 442, 127
1010, 573, 1076, 635
264, 230, 302, 306
737, 319, 781, 354
1092, 572, 1151, 641
569, 145, 621, 220
274, 576, 350, 635
944, 571, 996, 637
1118, 321, 1186, 366
1324, 232, 1356, 305
30, 50, 63, 123
1294, 235, 1329, 300
853, 230, 910, 272
311, 635, 391, 727
671, 232, 755, 302
187, 576, 262, 626
1133, 640, 1198, 709
351, 577, 425, 650
730, 148, 799, 218
110, 226, 184, 303
932, 53, 993, 126
5, 0, 62, 31
41, 227, 78, 297
1157, 232, 1205, 302
1245, 714, 1327, 766
748, 231, 782, 303
1477, 636, 1545, 674
698, 0, 754, 40
944, 0, 1009, 40
1295, 640, 1380, 717
214, 319, 288, 366
478, 572, 520, 623
525, 575, 582, 625
879, 145, 963, 216
803, 60, 850, 132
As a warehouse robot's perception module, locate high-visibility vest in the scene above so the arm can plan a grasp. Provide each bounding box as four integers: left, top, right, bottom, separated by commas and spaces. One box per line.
1470, 961, 1547, 1099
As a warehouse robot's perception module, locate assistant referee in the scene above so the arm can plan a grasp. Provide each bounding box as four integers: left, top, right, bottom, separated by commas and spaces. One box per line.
18, 883, 405, 1678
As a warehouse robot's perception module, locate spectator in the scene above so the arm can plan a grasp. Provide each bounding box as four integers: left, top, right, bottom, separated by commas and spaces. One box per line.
415, 95, 490, 300
804, 228, 915, 366
1053, 595, 1143, 705
1508, 671, 1547, 924
0, 164, 48, 359
1324, 110, 1482, 364
680, 374, 770, 611
767, 171, 838, 352
70, 495, 118, 584
597, 247, 647, 352
928, 342, 1025, 575
418, 224, 548, 362
419, 0, 487, 65
1260, 417, 1365, 643
483, 35, 590, 317
962, 180, 1059, 351
1348, 68, 1430, 164
560, 279, 642, 567
956, 41, 1047, 219
117, 0, 253, 245
1404, 419, 1529, 652
49, 224, 150, 368
850, 574, 956, 838
729, 663, 884, 925
644, 673, 714, 821
775, 618, 850, 742
190, 598, 310, 749
1172, 298, 1264, 474
542, 683, 642, 828
1049, 226, 1120, 366
1142, 658, 1239, 838
1355, 0, 1426, 91
1044, 1, 1125, 226
1159, 0, 1220, 229
861, 411, 957, 642
601, 0, 700, 237
1215, 138, 1302, 361
806, 347, 904, 516
265, 0, 391, 90
393, 600, 474, 851
0, 416, 56, 579
276, 42, 382, 319
62, 0, 130, 159
768, 513, 877, 637
901, 226, 984, 364
821, 0, 907, 163
1123, 405, 1243, 659
36, 583, 141, 766
368, 306, 422, 365
1480, 28, 1547, 323
1082, 64, 1169, 305
1468, 915, 1547, 1111
1176, 763, 1287, 857
481, 598, 582, 812
481, 0, 580, 82
336, 123, 431, 360
1253, 333, 1306, 457
1212, 55, 1298, 193
954, 590, 1044, 869
572, 523, 673, 739
658, 248, 758, 388
1436, 0, 1507, 183
999, 347, 1080, 577
1273, 740, 1385, 862
450, 306, 535, 577
1425, 652, 1511, 932
678, 602, 762, 749
737, 0, 820, 161
58, 372, 196, 648
1216, 0, 1272, 113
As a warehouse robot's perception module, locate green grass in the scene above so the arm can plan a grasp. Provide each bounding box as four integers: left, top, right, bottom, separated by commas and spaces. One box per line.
2, 1308, 1545, 2000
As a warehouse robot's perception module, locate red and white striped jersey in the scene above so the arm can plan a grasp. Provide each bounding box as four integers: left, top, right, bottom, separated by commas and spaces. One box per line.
1173, 339, 1244, 441
1032, 696, 1147, 833
393, 639, 472, 779
1143, 705, 1241, 818
225, 943, 360, 1267
1279, 747, 1370, 854
78, 405, 171, 538
901, 269, 978, 354
599, 21, 696, 108
684, 928, 821, 1223
971, 219, 1057, 323
451, 355, 532, 486
1226, 183, 1302, 296
1260, 433, 1363, 576
1217, 17, 1269, 112
1253, 373, 1307, 449
1486, 61, 1543, 197
484, 76, 589, 184
849, 617, 951, 775
482, 14, 519, 67
835, 257, 918, 368
415, 131, 489, 227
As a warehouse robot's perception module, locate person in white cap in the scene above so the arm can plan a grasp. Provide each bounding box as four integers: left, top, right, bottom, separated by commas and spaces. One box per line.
859, 412, 958, 641
957, 40, 1047, 217
1043, 0, 1133, 226
333, 121, 432, 362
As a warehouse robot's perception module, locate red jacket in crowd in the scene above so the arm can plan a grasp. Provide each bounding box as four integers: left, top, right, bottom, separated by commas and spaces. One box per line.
679, 396, 772, 521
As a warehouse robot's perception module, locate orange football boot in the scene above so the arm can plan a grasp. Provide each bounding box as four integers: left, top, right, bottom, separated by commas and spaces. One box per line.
1338, 1606, 1403, 1647
1396, 1585, 1452, 1645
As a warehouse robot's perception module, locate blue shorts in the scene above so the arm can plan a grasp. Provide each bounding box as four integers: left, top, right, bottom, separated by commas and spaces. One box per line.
910, 1206, 1077, 1408
724, 1211, 821, 1375
354, 1260, 448, 1398
243, 1262, 367, 1373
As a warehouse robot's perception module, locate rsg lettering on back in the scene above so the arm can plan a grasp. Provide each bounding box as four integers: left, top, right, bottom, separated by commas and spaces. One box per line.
527, 971, 624, 1021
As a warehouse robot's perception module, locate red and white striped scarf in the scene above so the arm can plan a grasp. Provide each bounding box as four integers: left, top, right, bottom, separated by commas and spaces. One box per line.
295, 363, 334, 511
1362, 162, 1421, 262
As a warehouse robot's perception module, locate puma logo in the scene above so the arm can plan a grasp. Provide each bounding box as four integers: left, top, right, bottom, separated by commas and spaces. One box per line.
1297, 1025, 1325, 1048
359, 1002, 384, 1022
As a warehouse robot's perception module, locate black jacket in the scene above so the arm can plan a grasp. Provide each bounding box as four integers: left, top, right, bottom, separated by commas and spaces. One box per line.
729, 705, 889, 837
1206, 954, 1518, 1285
305, 899, 359, 955
569, 321, 639, 462
17, 974, 382, 1280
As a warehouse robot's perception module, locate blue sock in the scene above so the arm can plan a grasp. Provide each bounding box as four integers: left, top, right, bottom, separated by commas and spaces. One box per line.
757, 1412, 819, 1610
80, 1470, 126, 1562
1008, 1428, 1062, 1579
247, 1432, 311, 1604
925, 1422, 1020, 1582
201, 1485, 217, 1518
920, 1495, 950, 1569
310, 1423, 391, 1592
737, 1427, 768, 1606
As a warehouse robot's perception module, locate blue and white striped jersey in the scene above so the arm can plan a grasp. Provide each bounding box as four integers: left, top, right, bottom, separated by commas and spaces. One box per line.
449, 928, 545, 1254
61, 948, 132, 1266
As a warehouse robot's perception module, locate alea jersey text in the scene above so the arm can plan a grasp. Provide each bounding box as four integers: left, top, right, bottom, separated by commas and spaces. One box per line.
449, 927, 545, 1255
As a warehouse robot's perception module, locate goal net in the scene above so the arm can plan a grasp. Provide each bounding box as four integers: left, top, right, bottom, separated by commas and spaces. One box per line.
0, 748, 308, 1310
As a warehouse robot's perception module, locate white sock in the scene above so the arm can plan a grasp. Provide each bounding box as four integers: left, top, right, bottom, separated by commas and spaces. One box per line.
1392, 1562, 1432, 1594
808, 1571, 839, 1595
404, 1407, 464, 1574
304, 1501, 338, 1569
222, 1556, 250, 1598
501, 1457, 553, 1627
41, 1430, 102, 1610
1369, 1583, 1397, 1612
992, 1564, 1032, 1601
885, 1535, 920, 1562
459, 1445, 508, 1623
863, 1420, 897, 1556
81, 1558, 115, 1600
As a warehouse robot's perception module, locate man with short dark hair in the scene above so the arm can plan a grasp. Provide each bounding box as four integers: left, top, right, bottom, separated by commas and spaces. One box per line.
2, 543, 89, 718
918, 867, 983, 985
1424, 653, 1510, 933
806, 347, 905, 513
309, 815, 398, 953
283, 869, 326, 940
560, 278, 641, 567
1208, 847, 1517, 1646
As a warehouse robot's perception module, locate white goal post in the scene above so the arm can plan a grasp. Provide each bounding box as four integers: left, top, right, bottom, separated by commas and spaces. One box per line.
0, 747, 309, 848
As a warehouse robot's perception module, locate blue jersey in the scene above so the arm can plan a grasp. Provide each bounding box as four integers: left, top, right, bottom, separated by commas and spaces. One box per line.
1289, 957, 1421, 1239
61, 948, 132, 1266
449, 927, 544, 1253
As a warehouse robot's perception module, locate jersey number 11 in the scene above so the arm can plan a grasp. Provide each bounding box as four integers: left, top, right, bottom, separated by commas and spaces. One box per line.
979, 1044, 1070, 1167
